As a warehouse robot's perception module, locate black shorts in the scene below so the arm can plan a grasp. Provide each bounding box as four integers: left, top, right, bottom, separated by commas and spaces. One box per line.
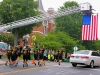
39, 54, 43, 60
18, 53, 21, 57
28, 55, 30, 60
23, 54, 28, 60
34, 54, 38, 60
55, 55, 58, 60
11, 55, 16, 61
59, 55, 62, 60
11, 58, 16, 61
7, 55, 11, 60
43, 56, 47, 60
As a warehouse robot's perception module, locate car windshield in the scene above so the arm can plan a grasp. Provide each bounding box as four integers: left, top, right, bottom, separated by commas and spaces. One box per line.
75, 50, 90, 54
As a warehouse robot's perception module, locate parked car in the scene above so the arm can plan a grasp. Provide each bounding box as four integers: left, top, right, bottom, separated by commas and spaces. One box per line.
0, 42, 8, 51
0, 50, 3, 59
0, 42, 8, 59
70, 50, 100, 68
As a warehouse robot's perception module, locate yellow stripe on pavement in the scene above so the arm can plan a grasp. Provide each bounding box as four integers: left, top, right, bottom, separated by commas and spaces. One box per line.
1, 66, 54, 75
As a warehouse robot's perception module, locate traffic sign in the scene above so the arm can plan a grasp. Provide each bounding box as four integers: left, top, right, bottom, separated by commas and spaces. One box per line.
73, 46, 78, 53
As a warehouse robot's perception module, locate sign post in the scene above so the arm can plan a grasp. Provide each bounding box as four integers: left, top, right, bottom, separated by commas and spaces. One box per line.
73, 46, 78, 54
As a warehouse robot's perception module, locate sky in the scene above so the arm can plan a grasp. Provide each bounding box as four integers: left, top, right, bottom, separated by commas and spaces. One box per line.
0, 0, 99, 13
42, 0, 99, 12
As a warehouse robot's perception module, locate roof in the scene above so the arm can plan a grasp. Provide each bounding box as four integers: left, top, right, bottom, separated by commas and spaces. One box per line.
37, 0, 44, 11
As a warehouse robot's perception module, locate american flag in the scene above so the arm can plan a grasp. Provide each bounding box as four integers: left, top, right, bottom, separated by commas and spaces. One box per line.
82, 14, 98, 40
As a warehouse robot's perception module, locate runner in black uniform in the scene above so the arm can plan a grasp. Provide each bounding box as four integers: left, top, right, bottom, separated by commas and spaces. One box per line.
26, 45, 31, 62
54, 51, 58, 62
42, 45, 46, 65
58, 50, 63, 65
23, 48, 28, 67
5, 49, 12, 66
10, 49, 17, 67
16, 45, 22, 64
33, 49, 38, 65
38, 48, 44, 66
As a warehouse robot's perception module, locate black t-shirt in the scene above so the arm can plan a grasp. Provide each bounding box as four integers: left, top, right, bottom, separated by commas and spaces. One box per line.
58, 51, 62, 56
23, 49, 28, 55
7, 50, 12, 55
34, 50, 38, 55
11, 50, 15, 54
19, 46, 22, 53
42, 48, 45, 51
39, 49, 44, 54
25, 48, 31, 54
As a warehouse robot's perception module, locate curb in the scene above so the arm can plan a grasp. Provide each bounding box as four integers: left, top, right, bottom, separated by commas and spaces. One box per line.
0, 64, 5, 65
0, 60, 5, 65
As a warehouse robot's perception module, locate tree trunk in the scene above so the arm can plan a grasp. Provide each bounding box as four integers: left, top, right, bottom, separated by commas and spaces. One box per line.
14, 28, 19, 47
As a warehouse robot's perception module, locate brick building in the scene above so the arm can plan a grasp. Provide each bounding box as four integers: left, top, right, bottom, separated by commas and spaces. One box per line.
20, 0, 55, 47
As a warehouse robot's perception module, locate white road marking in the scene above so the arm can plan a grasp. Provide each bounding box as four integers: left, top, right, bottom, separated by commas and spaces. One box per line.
91, 69, 100, 71
53, 65, 71, 67
40, 68, 80, 75
56, 69, 80, 75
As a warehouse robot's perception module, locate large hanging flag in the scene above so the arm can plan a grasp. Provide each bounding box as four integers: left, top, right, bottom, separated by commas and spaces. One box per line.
82, 14, 98, 40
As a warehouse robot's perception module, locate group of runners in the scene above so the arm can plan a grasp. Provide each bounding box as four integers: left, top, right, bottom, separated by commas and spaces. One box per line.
5, 45, 64, 68
5, 45, 31, 67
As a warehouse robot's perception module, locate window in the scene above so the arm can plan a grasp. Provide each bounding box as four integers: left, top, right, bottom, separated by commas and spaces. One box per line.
75, 50, 90, 54
95, 52, 100, 56
91, 52, 96, 56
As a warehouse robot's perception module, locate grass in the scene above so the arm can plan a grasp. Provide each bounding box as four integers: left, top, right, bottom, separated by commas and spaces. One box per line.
2, 55, 7, 58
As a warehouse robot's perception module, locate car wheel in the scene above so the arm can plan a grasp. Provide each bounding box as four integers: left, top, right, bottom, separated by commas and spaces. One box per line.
72, 63, 77, 67
90, 61, 94, 68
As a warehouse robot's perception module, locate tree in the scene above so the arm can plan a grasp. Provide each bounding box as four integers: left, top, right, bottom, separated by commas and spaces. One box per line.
53, 31, 77, 53
0, 0, 40, 46
0, 34, 14, 45
82, 41, 100, 50
32, 31, 82, 53
55, 1, 82, 40
55, 1, 100, 51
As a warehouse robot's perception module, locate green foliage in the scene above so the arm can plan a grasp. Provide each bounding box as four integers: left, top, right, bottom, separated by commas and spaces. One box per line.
32, 31, 82, 53
0, 34, 14, 44
55, 1, 82, 40
82, 41, 100, 50
40, 41, 62, 50
55, 1, 100, 51
0, 0, 40, 42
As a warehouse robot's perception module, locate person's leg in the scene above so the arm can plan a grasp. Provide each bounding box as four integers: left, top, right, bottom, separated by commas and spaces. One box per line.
23, 54, 26, 67
23, 59, 25, 65
43, 56, 46, 65
58, 56, 62, 65
11, 55, 16, 65
16, 53, 21, 64
5, 55, 11, 66
39, 55, 43, 66
34, 55, 37, 65
0, 55, 2, 59
5, 59, 9, 66
27, 54, 30, 62
39, 59, 42, 66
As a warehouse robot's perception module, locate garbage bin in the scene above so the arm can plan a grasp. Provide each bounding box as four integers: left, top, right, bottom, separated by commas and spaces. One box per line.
64, 58, 70, 62
31, 54, 34, 60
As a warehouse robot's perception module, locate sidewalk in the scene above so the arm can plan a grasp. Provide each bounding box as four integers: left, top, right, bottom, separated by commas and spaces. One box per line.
0, 60, 5, 65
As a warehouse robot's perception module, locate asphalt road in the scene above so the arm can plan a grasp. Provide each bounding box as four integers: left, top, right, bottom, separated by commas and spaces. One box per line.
0, 61, 100, 75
